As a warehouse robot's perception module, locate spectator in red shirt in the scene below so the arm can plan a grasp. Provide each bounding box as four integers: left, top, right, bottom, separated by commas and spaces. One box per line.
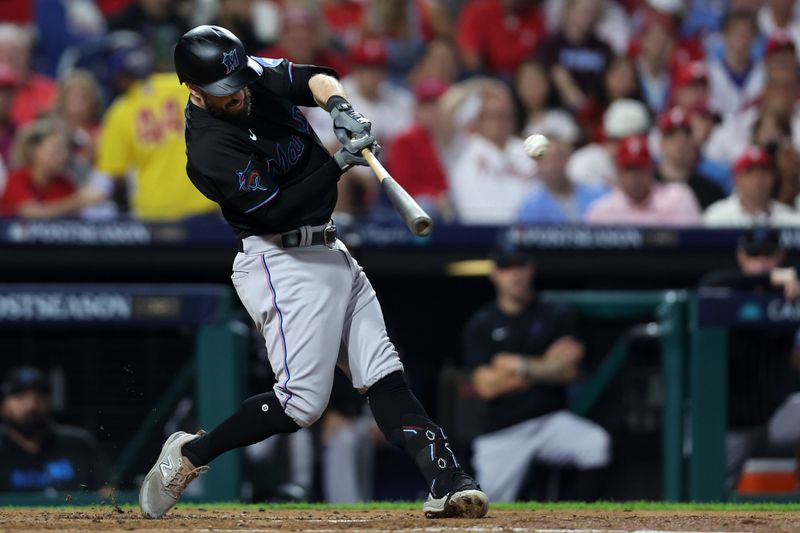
457, 0, 545, 78
388, 78, 451, 218
1, 120, 97, 218
321, 0, 365, 50
0, 24, 57, 126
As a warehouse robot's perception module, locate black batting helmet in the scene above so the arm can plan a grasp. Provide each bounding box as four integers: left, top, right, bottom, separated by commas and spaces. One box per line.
174, 25, 263, 96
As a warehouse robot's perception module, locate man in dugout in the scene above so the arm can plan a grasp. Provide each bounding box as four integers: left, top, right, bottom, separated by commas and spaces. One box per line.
699, 227, 800, 490
461, 247, 611, 501
0, 367, 112, 493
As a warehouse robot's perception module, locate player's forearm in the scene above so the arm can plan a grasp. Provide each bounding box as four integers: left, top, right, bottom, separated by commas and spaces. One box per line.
523, 356, 579, 384
309, 73, 347, 110
472, 366, 528, 400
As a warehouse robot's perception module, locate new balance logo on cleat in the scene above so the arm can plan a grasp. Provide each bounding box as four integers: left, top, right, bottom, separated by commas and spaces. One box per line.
159, 455, 174, 477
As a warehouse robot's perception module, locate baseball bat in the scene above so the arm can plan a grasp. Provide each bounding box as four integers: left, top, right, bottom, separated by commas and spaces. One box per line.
361, 148, 434, 237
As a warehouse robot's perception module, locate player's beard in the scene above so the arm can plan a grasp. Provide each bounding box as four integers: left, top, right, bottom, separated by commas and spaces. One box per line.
205, 87, 252, 121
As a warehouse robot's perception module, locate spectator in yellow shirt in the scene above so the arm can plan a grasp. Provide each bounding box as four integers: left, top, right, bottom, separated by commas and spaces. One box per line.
92, 45, 217, 221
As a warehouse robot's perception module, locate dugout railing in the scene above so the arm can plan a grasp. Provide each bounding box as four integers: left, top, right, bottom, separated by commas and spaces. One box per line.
2, 287, 798, 505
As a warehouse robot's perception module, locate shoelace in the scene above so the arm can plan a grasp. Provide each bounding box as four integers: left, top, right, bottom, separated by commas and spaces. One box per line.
164, 465, 210, 498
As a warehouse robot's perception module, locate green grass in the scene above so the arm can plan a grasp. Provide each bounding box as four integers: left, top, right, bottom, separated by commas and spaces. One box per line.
4, 500, 800, 512
137, 500, 800, 512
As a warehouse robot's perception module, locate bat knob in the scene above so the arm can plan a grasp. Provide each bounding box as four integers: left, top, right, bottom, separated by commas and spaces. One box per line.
412, 217, 434, 237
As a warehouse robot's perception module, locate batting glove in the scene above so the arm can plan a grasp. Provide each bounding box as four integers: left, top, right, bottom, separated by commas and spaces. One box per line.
327, 95, 372, 145
333, 134, 380, 171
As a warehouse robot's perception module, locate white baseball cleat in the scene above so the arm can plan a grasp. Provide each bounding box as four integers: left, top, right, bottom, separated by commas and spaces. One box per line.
423, 476, 489, 518
139, 431, 209, 518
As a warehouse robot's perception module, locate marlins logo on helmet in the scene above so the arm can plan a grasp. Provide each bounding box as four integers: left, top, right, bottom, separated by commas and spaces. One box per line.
221, 49, 239, 74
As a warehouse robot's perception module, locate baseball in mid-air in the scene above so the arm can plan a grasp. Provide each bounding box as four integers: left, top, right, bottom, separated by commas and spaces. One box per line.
523, 134, 549, 159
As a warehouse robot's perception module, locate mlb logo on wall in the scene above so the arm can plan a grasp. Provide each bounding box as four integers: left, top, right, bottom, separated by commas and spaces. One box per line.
222, 49, 239, 74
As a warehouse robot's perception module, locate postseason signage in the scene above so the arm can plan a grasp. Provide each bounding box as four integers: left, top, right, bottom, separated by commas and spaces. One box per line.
0, 285, 230, 326
696, 288, 800, 328
3, 218, 800, 251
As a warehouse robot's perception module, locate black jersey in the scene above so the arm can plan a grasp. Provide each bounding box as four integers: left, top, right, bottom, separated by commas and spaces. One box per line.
0, 423, 111, 491
462, 299, 579, 434
184, 58, 343, 237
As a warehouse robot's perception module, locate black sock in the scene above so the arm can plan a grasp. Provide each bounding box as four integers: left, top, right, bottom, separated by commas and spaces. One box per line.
367, 371, 466, 498
182, 392, 300, 467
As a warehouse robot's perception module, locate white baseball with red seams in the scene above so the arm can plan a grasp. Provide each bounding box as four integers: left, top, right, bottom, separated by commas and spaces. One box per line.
523, 134, 549, 159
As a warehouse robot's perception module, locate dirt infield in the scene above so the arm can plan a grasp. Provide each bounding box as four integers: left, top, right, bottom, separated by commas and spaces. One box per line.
1, 507, 799, 533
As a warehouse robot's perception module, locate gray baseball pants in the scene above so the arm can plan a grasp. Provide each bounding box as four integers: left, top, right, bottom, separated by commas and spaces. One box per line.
232, 225, 404, 428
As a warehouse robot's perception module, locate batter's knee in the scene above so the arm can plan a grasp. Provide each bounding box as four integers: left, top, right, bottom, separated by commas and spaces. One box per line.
575, 425, 612, 470
279, 388, 331, 428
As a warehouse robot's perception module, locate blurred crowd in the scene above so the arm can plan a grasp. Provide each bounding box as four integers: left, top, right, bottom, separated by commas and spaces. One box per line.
2, 0, 800, 227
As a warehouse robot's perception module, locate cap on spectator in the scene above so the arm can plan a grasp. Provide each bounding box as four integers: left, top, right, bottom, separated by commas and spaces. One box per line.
603, 99, 650, 139
350, 38, 388, 67
765, 31, 796, 57
647, 0, 685, 15
739, 227, 781, 256
413, 78, 448, 103
733, 147, 772, 174
1, 367, 50, 398
658, 107, 691, 134
616, 135, 651, 169
0, 64, 16, 88
673, 61, 708, 89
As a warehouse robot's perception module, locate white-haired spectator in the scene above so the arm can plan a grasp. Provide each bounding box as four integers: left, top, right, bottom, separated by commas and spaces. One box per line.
585, 134, 702, 226
704, 147, 800, 227
443, 79, 536, 224
0, 24, 57, 126
707, 10, 765, 116
567, 99, 650, 188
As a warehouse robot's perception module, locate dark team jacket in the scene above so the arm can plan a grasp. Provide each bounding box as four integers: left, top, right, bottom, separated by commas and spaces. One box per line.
0, 423, 111, 491
462, 299, 579, 434
184, 58, 344, 238
699, 269, 799, 428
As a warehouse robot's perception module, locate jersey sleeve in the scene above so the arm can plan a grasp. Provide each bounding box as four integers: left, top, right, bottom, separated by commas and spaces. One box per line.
252, 57, 339, 108
95, 100, 133, 177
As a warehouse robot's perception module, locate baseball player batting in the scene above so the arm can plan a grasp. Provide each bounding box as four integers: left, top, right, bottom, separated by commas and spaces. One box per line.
138, 26, 488, 519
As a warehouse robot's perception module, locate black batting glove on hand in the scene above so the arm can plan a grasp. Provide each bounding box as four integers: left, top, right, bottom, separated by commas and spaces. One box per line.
327, 95, 372, 145
333, 135, 380, 171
